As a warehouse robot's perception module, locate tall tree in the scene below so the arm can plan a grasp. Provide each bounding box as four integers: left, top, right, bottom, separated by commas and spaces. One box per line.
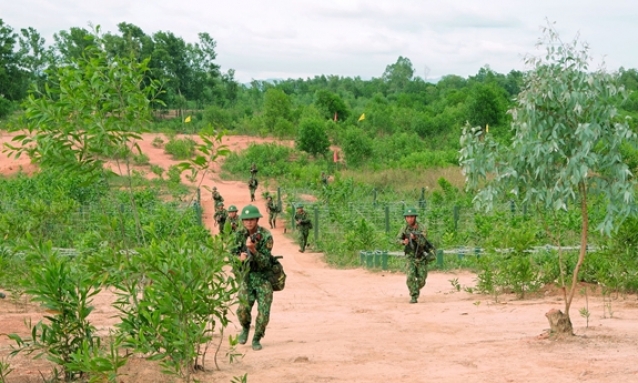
382, 56, 415, 94
460, 24, 638, 334
0, 19, 29, 111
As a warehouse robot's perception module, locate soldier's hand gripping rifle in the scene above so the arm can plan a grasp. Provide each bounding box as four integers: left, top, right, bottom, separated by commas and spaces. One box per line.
402, 231, 435, 259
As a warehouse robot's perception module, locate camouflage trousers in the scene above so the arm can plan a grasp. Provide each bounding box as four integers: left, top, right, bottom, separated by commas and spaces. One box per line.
298, 228, 309, 251
268, 212, 278, 228
249, 187, 257, 202
237, 272, 274, 337
405, 255, 428, 299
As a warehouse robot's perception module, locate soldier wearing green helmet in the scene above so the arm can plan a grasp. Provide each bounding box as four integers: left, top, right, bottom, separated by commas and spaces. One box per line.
397, 207, 432, 304
294, 203, 312, 252
212, 186, 224, 205
227, 205, 239, 232
231, 204, 276, 351
213, 202, 227, 235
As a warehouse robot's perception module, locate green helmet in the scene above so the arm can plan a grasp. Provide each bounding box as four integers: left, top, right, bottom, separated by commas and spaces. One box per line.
240, 204, 262, 219
296, 203, 304, 209
228, 205, 238, 212
212, 186, 217, 191
403, 207, 418, 217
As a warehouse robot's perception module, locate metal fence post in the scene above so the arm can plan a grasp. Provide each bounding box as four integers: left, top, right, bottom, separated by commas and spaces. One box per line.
384, 204, 390, 233
419, 187, 425, 209
313, 205, 319, 242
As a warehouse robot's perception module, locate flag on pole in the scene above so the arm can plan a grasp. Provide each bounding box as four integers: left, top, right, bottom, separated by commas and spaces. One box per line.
358, 113, 365, 122
184, 116, 192, 123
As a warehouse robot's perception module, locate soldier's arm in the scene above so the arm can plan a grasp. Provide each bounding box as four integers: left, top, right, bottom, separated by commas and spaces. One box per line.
252, 233, 274, 269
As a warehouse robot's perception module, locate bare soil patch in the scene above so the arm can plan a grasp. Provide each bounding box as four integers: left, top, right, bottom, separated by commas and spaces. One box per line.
1, 133, 638, 383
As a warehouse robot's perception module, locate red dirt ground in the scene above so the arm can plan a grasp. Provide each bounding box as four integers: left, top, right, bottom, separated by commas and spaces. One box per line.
1, 132, 638, 383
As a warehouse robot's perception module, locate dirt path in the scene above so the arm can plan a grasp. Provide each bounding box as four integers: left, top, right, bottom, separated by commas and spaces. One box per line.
2, 133, 638, 383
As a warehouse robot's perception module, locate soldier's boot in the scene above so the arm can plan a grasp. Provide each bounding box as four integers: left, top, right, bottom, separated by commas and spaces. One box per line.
410, 296, 418, 304
252, 334, 263, 351
273, 220, 276, 228
238, 327, 250, 345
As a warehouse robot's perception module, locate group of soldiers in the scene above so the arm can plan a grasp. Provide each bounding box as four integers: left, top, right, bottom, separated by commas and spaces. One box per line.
211, 165, 435, 352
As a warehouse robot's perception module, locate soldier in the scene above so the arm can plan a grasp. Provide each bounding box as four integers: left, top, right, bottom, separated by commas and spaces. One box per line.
248, 178, 259, 202
321, 172, 328, 186
397, 207, 432, 304
232, 205, 275, 351
227, 205, 240, 233
212, 186, 224, 205
213, 202, 228, 235
266, 195, 278, 229
250, 162, 258, 178
294, 204, 312, 253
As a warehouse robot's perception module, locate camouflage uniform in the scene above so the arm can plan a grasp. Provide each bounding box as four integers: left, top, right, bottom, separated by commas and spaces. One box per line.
294, 206, 312, 252
248, 178, 258, 202
227, 205, 240, 233
231, 217, 275, 350
214, 205, 228, 234
266, 197, 278, 229
397, 207, 429, 303
321, 172, 328, 186
212, 188, 224, 205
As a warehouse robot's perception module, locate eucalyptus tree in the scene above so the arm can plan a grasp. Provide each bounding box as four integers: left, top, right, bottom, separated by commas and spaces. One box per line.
459, 24, 637, 334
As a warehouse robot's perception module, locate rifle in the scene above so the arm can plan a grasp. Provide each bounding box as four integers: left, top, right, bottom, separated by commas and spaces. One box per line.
238, 232, 263, 260
402, 231, 435, 259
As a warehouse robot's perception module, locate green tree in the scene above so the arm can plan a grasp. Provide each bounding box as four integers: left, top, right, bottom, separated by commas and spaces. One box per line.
0, 19, 29, 113
460, 24, 638, 334
340, 126, 373, 166
296, 118, 330, 157
314, 89, 350, 121
382, 56, 414, 94
466, 83, 507, 129
263, 88, 292, 131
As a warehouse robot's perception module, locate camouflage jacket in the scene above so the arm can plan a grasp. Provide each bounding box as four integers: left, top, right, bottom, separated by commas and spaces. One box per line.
294, 210, 312, 229
396, 222, 428, 256
231, 226, 274, 273
214, 208, 228, 223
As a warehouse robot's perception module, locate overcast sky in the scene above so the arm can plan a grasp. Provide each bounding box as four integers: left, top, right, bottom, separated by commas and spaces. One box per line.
3, 0, 637, 83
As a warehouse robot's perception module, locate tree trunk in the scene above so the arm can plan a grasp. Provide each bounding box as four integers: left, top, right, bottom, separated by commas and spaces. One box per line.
545, 308, 573, 335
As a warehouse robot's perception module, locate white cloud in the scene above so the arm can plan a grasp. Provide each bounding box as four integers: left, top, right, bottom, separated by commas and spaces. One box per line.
3, 0, 637, 82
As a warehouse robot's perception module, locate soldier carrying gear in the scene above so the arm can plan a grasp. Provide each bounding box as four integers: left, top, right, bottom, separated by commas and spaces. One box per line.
212, 186, 224, 205
294, 204, 312, 253
214, 202, 228, 235
248, 178, 259, 202
266, 195, 279, 229
397, 207, 432, 304
227, 205, 240, 233
231, 204, 277, 351
250, 163, 258, 178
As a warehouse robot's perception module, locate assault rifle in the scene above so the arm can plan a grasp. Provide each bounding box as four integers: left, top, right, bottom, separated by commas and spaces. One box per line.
402, 231, 436, 259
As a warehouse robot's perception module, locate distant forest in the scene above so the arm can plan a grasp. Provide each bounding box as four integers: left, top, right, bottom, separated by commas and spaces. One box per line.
2, 19, 638, 169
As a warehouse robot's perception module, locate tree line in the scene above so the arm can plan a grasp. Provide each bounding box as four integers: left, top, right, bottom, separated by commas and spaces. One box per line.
2, 18, 638, 168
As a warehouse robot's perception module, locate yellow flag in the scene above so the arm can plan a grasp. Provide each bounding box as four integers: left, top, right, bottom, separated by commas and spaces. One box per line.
184, 116, 192, 123
358, 113, 365, 122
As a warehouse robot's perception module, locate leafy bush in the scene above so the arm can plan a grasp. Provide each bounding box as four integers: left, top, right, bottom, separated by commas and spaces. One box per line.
164, 137, 196, 159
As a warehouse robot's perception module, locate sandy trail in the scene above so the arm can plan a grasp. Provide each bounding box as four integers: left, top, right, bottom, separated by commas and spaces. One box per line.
1, 132, 638, 383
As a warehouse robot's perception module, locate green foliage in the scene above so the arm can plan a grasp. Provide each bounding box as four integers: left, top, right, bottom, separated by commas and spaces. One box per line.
460, 23, 638, 329
339, 126, 373, 166
7, 26, 161, 176
314, 89, 350, 121
296, 118, 330, 157
113, 235, 236, 381
164, 137, 196, 159
263, 88, 292, 131
9, 240, 102, 381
